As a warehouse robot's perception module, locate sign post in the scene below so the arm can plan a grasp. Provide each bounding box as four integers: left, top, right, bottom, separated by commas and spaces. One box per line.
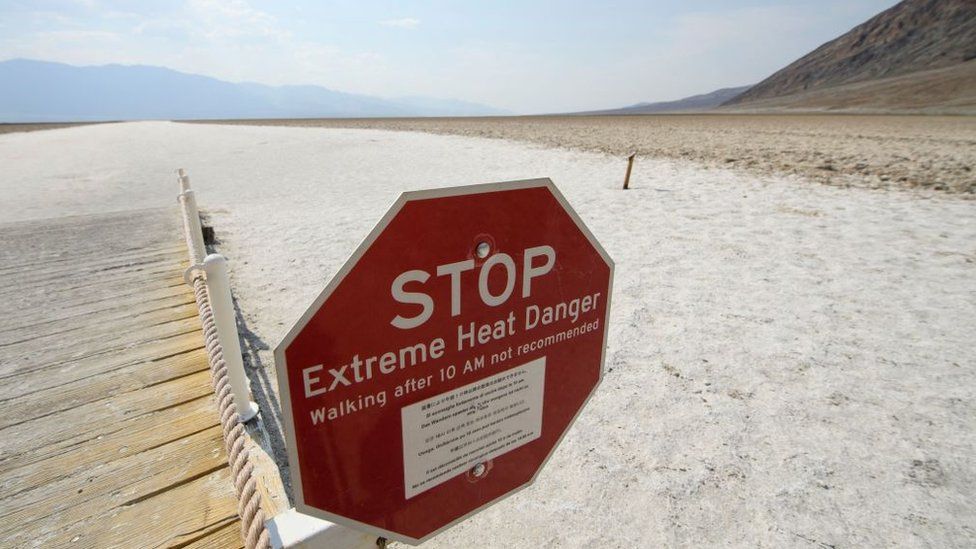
275, 178, 613, 544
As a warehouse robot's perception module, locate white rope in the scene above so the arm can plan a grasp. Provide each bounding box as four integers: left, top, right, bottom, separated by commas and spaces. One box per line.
192, 277, 270, 549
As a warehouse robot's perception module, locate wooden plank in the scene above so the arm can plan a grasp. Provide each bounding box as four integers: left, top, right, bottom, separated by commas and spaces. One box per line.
0, 346, 208, 430
0, 315, 201, 376
0, 269, 182, 312
0, 369, 213, 462
180, 517, 245, 549
0, 206, 171, 233
0, 281, 189, 334
0, 425, 227, 530
42, 469, 239, 548
0, 218, 175, 255
0, 246, 185, 280
251, 440, 290, 519
0, 428, 237, 547
0, 212, 181, 271
0, 251, 186, 292
0, 297, 199, 353
0, 300, 199, 355
3, 254, 183, 292
0, 393, 217, 487
0, 274, 187, 328
0, 264, 185, 306
0, 292, 195, 345
0, 247, 185, 280
0, 331, 204, 400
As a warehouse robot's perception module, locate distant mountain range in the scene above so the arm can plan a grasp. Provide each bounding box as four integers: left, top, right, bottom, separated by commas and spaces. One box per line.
578, 86, 751, 115
0, 59, 505, 122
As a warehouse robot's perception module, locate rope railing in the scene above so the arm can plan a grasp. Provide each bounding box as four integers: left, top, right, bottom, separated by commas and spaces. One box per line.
177, 169, 270, 549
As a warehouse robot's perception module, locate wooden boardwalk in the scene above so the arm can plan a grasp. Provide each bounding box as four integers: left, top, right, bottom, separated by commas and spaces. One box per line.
0, 208, 242, 548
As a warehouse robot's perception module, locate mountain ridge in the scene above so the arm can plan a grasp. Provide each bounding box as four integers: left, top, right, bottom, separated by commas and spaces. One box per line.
726, 0, 976, 108
0, 59, 505, 122
577, 86, 751, 115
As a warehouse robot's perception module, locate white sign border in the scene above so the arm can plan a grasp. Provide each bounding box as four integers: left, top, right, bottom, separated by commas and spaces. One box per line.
273, 178, 615, 545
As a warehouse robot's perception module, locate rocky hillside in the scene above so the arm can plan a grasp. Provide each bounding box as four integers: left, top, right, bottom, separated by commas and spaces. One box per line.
727, 0, 976, 107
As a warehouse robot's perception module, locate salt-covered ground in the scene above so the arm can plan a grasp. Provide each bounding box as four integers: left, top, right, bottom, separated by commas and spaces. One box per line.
2, 122, 974, 547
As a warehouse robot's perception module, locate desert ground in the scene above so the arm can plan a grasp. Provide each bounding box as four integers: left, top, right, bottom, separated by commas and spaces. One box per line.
196, 114, 976, 194
2, 121, 974, 547
0, 122, 112, 135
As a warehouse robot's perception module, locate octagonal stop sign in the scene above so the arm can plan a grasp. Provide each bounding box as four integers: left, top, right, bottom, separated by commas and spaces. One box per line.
275, 178, 613, 543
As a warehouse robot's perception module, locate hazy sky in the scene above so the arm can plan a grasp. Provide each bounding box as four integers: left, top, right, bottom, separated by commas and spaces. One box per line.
0, 0, 899, 113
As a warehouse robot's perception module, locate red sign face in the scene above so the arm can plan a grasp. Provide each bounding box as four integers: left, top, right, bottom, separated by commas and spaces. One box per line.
275, 179, 613, 543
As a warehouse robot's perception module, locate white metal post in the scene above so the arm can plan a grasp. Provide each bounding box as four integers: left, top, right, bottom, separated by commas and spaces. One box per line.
178, 190, 207, 265
178, 168, 191, 193
203, 253, 259, 422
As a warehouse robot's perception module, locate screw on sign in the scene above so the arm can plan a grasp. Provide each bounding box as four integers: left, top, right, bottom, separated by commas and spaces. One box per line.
275, 178, 613, 544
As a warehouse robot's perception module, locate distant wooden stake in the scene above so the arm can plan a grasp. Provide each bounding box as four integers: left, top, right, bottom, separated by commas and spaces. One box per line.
623, 152, 636, 190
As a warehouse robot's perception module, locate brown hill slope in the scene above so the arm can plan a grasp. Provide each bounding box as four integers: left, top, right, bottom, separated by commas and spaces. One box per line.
727, 0, 976, 108
728, 59, 976, 114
